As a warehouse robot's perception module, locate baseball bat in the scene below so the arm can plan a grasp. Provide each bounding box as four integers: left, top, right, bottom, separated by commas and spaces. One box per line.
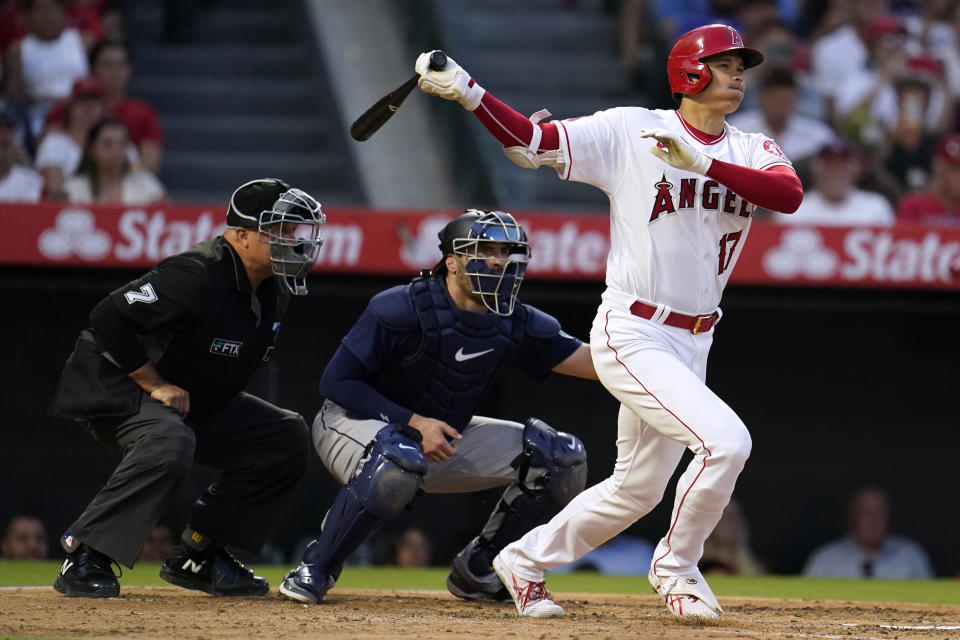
349, 50, 447, 142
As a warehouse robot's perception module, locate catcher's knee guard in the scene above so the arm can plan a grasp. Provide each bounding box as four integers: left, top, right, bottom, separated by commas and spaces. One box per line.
302, 424, 427, 577
447, 418, 586, 601
345, 423, 428, 518
519, 417, 588, 503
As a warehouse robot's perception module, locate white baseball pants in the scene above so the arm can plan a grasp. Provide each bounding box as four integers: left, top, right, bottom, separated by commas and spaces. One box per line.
502, 291, 751, 580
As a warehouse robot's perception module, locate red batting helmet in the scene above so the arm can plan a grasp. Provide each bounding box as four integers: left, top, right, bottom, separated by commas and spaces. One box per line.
667, 24, 764, 98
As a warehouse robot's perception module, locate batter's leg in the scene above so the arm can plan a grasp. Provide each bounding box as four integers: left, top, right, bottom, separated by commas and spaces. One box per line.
500, 404, 684, 581
594, 309, 752, 578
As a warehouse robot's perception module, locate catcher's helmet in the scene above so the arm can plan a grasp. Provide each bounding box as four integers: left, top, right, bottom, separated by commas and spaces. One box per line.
667, 24, 763, 99
433, 209, 531, 316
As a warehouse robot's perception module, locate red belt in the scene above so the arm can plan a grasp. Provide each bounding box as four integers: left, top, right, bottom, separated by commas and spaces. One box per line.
629, 301, 718, 334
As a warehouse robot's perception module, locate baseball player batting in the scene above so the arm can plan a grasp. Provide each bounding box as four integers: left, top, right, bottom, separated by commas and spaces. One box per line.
415, 23, 803, 619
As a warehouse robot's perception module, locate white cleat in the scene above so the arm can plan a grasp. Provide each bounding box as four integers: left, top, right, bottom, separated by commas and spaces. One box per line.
492, 554, 564, 618
648, 569, 722, 620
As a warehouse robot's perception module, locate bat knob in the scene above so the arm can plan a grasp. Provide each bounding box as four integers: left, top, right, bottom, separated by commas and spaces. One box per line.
429, 50, 447, 70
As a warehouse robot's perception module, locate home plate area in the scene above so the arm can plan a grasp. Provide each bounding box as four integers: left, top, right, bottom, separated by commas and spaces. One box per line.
2, 587, 959, 640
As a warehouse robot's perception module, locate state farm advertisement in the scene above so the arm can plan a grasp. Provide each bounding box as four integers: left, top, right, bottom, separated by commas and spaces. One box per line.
1, 202, 958, 289
737, 224, 960, 289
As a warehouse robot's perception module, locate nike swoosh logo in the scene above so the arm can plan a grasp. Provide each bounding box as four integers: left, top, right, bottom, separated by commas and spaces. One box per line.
455, 347, 495, 362
397, 443, 419, 451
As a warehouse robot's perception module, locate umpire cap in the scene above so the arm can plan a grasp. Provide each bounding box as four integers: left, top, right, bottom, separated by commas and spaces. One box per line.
432, 210, 484, 276
227, 178, 292, 228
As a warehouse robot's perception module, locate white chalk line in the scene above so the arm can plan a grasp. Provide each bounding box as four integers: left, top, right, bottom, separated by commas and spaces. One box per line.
706, 628, 885, 640
843, 622, 960, 630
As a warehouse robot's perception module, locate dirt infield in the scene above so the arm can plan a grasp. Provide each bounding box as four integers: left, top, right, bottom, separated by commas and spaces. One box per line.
3, 587, 960, 640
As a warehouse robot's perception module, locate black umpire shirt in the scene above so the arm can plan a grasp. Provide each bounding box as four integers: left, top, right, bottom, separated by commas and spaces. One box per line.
50, 237, 290, 423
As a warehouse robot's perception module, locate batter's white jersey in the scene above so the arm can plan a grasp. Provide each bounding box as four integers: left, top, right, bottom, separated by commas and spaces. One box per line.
552, 108, 793, 314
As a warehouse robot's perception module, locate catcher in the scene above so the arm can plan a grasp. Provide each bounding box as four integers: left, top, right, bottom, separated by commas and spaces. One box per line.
280, 209, 598, 604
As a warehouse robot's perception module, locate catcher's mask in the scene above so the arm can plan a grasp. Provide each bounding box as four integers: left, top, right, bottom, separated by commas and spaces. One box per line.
258, 188, 325, 295
435, 209, 531, 316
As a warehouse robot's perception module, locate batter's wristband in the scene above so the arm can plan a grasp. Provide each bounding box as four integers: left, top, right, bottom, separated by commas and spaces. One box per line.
462, 79, 485, 111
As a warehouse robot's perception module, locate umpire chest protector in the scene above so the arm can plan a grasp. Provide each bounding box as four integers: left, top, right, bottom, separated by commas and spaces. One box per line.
374, 277, 527, 430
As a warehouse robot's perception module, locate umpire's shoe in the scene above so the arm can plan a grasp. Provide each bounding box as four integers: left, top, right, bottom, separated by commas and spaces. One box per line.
279, 564, 335, 604
159, 545, 269, 596
53, 544, 120, 598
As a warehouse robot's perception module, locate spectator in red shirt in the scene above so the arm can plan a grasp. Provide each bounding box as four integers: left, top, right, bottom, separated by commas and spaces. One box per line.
44, 39, 163, 173
896, 133, 960, 225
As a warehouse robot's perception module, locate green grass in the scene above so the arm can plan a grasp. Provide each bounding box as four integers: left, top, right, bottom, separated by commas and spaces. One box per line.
3, 561, 958, 605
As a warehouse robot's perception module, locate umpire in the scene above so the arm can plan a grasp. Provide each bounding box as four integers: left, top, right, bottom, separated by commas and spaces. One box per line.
48, 178, 325, 598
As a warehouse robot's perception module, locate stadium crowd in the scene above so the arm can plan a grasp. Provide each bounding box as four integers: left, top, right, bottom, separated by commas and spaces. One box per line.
0, 0, 164, 205
1, 0, 959, 224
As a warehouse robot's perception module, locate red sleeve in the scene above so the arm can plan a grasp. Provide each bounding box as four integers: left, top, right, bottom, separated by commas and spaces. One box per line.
469, 87, 802, 212
136, 103, 163, 144
471, 88, 560, 151
706, 160, 803, 213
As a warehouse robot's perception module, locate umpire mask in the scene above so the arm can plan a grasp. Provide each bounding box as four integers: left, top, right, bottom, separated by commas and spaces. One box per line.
258, 188, 325, 295
450, 210, 531, 316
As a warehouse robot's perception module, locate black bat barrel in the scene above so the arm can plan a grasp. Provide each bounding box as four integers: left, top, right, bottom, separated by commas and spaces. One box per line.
349, 51, 447, 142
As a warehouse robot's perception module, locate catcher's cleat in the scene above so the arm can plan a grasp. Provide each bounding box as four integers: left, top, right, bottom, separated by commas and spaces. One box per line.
159, 545, 269, 596
53, 544, 120, 598
648, 569, 722, 619
279, 564, 335, 604
446, 538, 512, 602
492, 553, 563, 618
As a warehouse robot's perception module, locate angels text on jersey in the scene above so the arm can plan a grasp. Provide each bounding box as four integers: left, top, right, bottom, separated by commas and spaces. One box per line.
649, 174, 756, 222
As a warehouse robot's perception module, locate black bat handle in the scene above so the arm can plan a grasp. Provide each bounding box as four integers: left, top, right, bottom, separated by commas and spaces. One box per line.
428, 50, 447, 70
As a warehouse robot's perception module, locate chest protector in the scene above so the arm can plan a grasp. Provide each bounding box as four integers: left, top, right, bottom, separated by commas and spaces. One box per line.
374, 277, 528, 430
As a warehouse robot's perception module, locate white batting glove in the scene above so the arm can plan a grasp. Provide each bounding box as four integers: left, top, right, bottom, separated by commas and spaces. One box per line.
416, 51, 485, 111
640, 128, 713, 175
